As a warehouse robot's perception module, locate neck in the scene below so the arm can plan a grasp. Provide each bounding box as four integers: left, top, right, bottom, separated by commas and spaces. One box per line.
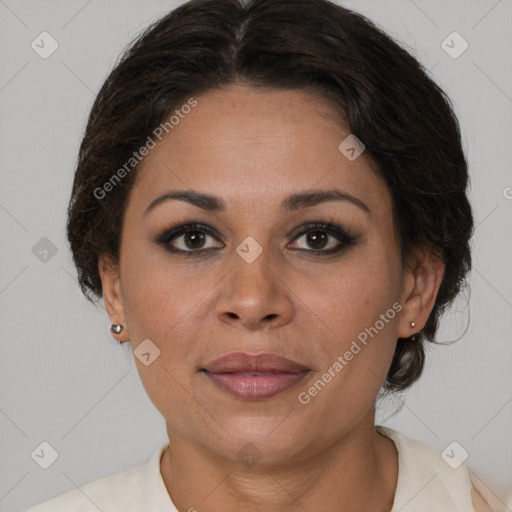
160, 418, 398, 512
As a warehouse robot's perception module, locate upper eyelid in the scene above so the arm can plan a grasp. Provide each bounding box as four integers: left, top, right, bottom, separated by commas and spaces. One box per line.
163, 221, 344, 238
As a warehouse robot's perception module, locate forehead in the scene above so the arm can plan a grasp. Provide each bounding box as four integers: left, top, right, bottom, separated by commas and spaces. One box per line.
128, 85, 390, 217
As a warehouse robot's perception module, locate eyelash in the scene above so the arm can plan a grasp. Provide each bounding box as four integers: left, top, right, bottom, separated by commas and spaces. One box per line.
155, 219, 359, 257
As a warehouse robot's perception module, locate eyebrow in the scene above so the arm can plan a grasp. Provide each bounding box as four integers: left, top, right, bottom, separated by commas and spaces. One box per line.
143, 188, 371, 217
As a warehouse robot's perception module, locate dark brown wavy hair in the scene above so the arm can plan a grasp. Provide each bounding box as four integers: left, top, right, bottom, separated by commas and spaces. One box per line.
66, 0, 473, 392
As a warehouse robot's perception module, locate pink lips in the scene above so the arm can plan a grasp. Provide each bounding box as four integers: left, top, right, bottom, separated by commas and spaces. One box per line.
201, 352, 310, 400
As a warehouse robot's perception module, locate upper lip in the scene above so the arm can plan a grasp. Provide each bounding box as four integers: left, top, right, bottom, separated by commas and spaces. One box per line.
202, 352, 310, 373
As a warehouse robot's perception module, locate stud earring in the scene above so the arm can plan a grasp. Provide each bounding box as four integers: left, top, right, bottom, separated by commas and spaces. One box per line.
111, 324, 123, 334
410, 321, 417, 341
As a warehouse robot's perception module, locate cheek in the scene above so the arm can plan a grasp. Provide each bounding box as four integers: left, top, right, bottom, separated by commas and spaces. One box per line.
294, 254, 402, 401
119, 252, 204, 411
120, 247, 217, 369
119, 255, 175, 364
120, 236, 193, 327
302, 256, 399, 338
297, 261, 400, 404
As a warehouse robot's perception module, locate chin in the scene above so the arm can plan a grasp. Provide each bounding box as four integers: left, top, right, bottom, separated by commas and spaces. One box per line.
207, 418, 313, 464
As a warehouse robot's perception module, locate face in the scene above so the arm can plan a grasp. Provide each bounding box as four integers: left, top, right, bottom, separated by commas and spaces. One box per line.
100, 85, 441, 465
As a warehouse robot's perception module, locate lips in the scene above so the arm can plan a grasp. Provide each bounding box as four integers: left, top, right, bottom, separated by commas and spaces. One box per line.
201, 352, 310, 400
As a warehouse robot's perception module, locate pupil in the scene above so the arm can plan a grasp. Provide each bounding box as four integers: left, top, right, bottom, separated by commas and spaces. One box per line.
185, 231, 205, 249
307, 230, 327, 249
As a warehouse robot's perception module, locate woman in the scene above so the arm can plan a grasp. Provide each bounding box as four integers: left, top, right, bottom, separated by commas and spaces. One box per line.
24, 0, 492, 510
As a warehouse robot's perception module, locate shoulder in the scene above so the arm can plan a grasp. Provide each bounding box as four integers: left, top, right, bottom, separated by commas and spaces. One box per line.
470, 475, 494, 512
376, 426, 478, 511
23, 463, 146, 512
22, 443, 171, 512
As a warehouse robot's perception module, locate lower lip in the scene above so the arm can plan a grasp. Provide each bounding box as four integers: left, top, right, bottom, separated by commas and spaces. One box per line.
203, 371, 310, 400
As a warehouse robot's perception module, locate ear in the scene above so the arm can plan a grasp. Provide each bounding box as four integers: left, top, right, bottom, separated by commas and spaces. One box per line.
397, 246, 445, 339
98, 253, 130, 342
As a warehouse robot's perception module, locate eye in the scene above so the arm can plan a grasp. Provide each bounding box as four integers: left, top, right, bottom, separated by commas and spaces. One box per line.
288, 222, 358, 254
156, 220, 358, 256
156, 222, 224, 254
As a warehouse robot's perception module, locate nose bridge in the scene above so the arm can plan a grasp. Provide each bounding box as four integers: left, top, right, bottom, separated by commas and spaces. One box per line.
216, 235, 294, 329
234, 237, 274, 295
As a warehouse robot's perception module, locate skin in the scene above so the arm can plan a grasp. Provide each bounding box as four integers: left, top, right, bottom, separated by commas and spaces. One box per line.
99, 84, 445, 512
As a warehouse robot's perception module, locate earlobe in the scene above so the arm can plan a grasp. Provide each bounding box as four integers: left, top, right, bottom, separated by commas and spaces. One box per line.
98, 253, 129, 342
397, 248, 445, 339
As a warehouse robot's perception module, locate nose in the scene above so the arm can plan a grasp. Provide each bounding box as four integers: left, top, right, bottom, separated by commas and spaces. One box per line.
215, 247, 294, 331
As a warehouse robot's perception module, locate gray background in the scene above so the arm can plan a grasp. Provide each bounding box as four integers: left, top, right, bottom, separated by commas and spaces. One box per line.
1, 0, 511, 510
